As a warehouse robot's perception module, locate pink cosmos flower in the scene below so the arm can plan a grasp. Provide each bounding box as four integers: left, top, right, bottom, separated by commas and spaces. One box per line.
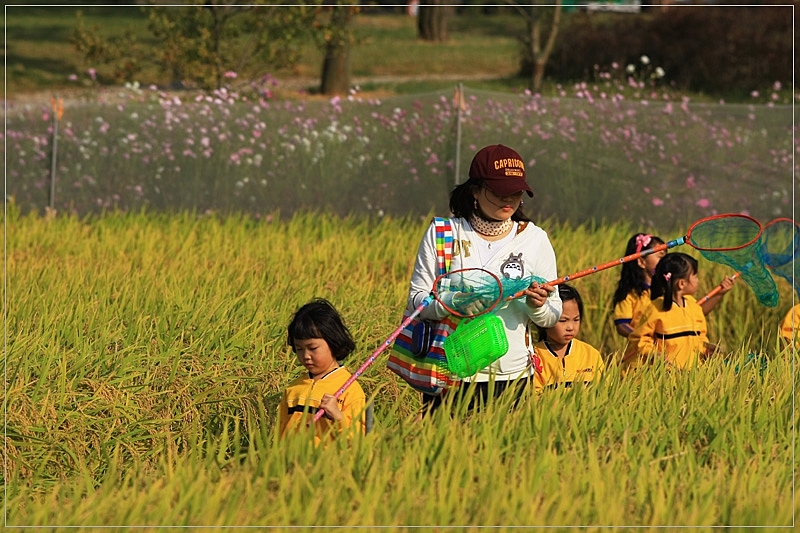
696, 198, 710, 208
652, 197, 664, 206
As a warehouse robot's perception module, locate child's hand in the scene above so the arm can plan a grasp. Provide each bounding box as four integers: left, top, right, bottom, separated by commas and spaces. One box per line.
702, 342, 719, 360
718, 275, 736, 295
319, 394, 344, 422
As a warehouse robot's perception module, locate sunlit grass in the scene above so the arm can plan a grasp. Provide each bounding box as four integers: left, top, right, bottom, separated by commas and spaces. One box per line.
4, 208, 795, 527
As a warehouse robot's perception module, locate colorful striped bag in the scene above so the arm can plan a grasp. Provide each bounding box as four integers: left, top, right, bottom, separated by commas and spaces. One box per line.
387, 217, 461, 396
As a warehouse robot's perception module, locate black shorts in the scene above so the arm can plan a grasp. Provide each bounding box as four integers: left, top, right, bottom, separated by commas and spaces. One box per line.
421, 376, 532, 416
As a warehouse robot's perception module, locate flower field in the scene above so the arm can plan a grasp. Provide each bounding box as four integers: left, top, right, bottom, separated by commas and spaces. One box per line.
4, 75, 795, 230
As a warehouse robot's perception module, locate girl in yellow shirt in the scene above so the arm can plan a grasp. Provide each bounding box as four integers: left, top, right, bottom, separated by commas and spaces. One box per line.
622, 253, 714, 373
611, 233, 667, 338
279, 299, 368, 445
612, 233, 735, 339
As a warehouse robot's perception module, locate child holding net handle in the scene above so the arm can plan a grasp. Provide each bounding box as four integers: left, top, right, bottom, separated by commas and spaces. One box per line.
279, 299, 369, 445
620, 253, 720, 374
612, 232, 737, 339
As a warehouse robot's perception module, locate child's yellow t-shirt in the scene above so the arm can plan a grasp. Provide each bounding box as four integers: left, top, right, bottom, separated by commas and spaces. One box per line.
278, 367, 367, 446
533, 338, 605, 393
622, 295, 708, 372
613, 288, 651, 333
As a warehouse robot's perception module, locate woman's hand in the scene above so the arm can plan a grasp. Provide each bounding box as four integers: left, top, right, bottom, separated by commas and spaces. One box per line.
523, 282, 555, 308
451, 292, 495, 316
319, 394, 344, 422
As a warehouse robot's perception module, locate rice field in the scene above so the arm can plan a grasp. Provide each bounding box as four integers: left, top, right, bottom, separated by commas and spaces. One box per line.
4, 207, 796, 529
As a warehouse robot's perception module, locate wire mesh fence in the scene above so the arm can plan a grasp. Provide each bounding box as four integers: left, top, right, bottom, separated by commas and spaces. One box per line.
3, 85, 794, 229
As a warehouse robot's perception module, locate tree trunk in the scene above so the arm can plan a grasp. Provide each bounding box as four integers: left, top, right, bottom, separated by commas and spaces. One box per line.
518, 0, 561, 92
320, 5, 354, 96
418, 0, 451, 41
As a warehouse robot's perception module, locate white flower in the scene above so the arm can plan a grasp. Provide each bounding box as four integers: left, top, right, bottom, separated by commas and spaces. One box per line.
626, 64, 636, 74
640, 55, 650, 65
655, 67, 665, 78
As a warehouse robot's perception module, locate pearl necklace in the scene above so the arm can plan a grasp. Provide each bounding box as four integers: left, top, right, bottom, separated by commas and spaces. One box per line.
469, 213, 513, 237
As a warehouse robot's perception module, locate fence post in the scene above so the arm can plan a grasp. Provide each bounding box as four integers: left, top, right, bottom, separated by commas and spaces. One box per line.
454, 82, 463, 186
49, 95, 63, 210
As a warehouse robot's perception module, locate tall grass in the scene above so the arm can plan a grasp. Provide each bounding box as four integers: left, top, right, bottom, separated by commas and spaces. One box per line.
4, 208, 795, 527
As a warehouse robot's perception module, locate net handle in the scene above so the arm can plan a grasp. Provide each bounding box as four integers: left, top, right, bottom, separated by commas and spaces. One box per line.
311, 266, 503, 422
312, 294, 435, 422
508, 213, 761, 300
507, 237, 684, 300
697, 273, 739, 305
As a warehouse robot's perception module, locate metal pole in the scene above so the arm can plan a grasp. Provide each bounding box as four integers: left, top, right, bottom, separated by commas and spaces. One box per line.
49, 95, 59, 210
454, 82, 463, 186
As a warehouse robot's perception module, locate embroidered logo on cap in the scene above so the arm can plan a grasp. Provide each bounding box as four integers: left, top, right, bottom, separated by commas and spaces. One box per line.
494, 157, 525, 178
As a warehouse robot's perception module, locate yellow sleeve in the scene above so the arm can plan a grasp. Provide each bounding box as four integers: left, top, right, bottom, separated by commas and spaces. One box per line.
595, 348, 607, 376
337, 385, 367, 435
613, 295, 633, 323
635, 305, 659, 357
532, 343, 554, 393
278, 391, 289, 438
623, 302, 658, 365
780, 304, 800, 340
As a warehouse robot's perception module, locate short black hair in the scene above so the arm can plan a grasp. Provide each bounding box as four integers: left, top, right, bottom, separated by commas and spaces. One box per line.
286, 298, 356, 362
537, 283, 583, 341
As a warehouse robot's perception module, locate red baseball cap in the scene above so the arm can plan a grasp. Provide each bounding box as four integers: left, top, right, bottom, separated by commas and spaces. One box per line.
468, 144, 533, 197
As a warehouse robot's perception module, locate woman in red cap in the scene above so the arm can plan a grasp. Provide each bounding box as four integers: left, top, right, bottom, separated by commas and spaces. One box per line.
406, 144, 562, 414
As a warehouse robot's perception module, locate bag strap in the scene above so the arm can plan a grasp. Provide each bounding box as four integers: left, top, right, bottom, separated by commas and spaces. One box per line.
432, 217, 453, 275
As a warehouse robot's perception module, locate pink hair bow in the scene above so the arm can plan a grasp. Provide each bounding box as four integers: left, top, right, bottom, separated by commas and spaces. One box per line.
635, 234, 653, 254
663, 272, 672, 282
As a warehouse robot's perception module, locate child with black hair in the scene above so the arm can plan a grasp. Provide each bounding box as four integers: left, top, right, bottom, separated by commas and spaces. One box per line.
279, 298, 367, 444
621, 253, 715, 373
612, 233, 667, 338
532, 283, 605, 392
612, 233, 735, 338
